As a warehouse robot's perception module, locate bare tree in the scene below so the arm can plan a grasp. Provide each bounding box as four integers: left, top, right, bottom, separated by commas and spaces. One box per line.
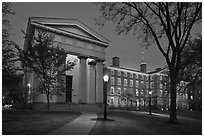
96, 2, 201, 123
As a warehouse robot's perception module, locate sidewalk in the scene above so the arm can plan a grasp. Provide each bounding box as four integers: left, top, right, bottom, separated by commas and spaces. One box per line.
47, 112, 97, 135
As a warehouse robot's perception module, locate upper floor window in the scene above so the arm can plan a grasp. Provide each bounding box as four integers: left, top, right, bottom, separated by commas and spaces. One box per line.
118, 70, 121, 76
124, 72, 127, 77
124, 88, 127, 92
118, 78, 121, 85
124, 79, 127, 86
141, 75, 144, 80
111, 77, 114, 85
130, 80, 133, 87
135, 81, 139, 88
130, 73, 133, 78
135, 74, 138, 79
151, 76, 154, 80
160, 75, 163, 80
111, 69, 114, 75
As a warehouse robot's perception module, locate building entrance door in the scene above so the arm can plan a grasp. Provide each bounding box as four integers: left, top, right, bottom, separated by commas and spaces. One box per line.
66, 75, 73, 103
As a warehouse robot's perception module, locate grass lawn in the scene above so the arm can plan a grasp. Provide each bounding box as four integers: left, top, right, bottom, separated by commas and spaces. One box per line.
2, 109, 81, 135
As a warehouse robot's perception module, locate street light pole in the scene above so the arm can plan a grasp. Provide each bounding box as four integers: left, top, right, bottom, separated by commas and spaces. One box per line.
103, 74, 109, 120
148, 90, 152, 115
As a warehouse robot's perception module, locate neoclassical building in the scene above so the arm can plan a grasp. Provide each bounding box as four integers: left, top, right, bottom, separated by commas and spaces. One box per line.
23, 17, 110, 107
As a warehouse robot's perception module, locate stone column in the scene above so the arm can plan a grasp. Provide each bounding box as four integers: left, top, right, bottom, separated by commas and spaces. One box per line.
95, 60, 104, 103
88, 61, 96, 104
78, 56, 88, 104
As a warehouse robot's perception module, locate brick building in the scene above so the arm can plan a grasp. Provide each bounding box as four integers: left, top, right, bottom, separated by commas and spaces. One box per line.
106, 57, 189, 110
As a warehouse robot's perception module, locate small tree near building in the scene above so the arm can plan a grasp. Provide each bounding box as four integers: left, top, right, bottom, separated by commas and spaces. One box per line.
16, 30, 77, 110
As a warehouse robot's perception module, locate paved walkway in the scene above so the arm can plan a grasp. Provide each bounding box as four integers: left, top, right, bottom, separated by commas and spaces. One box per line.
47, 112, 97, 135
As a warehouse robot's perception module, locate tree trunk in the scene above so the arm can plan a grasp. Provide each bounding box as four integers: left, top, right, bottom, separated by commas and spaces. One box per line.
168, 73, 179, 124
47, 95, 50, 111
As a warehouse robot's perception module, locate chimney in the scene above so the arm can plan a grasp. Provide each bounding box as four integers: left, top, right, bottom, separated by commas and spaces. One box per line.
112, 57, 120, 67
140, 61, 147, 73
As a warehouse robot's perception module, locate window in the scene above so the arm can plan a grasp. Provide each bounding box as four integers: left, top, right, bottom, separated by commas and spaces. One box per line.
111, 87, 114, 95
118, 88, 121, 95
118, 70, 121, 76
160, 90, 163, 95
160, 75, 163, 80
111, 69, 114, 75
110, 97, 114, 104
146, 82, 149, 88
124, 88, 127, 92
118, 78, 121, 85
135, 74, 138, 79
111, 77, 114, 85
130, 80, 133, 87
135, 89, 139, 96
160, 83, 163, 89
124, 79, 127, 86
130, 73, 133, 78
135, 81, 139, 88
118, 98, 121, 105
141, 81, 144, 88
151, 82, 154, 88
124, 72, 127, 77
141, 75, 144, 80
151, 75, 154, 80
144, 76, 147, 80
141, 90, 144, 95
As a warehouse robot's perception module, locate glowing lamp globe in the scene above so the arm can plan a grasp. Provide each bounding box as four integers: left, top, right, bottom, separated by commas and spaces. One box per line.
103, 75, 109, 82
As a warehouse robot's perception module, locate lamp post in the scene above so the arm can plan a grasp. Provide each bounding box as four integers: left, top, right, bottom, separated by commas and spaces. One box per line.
103, 74, 109, 120
148, 90, 152, 115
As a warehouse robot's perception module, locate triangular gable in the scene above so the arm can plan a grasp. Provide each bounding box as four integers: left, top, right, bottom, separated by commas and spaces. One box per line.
29, 17, 110, 46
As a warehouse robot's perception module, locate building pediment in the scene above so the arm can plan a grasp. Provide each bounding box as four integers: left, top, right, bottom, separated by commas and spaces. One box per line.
29, 17, 110, 47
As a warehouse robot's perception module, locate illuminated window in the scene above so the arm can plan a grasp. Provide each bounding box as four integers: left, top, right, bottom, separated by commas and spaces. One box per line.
111, 87, 114, 95
124, 79, 127, 86
110, 97, 114, 104
130, 80, 133, 87
160, 75, 163, 80
135, 81, 139, 88
118, 78, 121, 85
160, 83, 163, 89
135, 89, 139, 96
111, 77, 114, 85
118, 88, 121, 95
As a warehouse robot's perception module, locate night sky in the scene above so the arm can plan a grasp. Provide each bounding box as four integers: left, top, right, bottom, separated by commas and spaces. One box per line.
9, 2, 201, 72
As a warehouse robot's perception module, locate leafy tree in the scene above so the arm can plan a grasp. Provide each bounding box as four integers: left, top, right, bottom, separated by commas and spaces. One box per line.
2, 2, 20, 101
16, 30, 76, 110
180, 35, 202, 110
121, 89, 135, 107
95, 2, 201, 123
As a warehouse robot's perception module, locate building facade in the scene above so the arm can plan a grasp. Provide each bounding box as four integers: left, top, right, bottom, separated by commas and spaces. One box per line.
106, 57, 189, 110
23, 17, 110, 106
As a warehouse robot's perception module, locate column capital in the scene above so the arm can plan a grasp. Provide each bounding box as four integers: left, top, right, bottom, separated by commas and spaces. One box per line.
78, 56, 88, 60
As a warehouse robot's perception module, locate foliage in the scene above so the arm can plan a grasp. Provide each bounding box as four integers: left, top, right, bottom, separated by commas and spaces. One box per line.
16, 30, 77, 110
180, 35, 202, 88
2, 2, 21, 102
95, 2, 202, 123
120, 89, 135, 106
